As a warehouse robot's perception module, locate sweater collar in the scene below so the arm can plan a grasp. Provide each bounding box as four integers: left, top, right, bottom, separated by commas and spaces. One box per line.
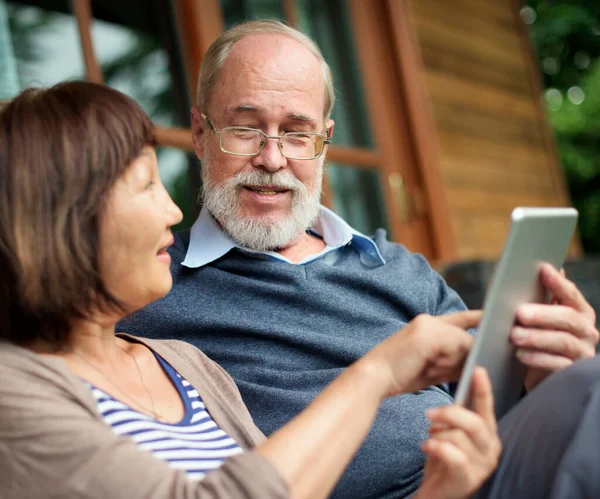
181, 206, 385, 268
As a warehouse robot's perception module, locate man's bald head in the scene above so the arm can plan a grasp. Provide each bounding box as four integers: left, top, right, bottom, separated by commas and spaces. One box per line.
196, 20, 335, 121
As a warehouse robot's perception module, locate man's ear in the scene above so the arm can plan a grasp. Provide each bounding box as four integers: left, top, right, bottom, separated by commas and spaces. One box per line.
325, 119, 335, 141
191, 107, 206, 159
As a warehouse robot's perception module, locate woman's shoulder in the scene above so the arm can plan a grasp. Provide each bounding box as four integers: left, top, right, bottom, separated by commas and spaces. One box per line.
0, 340, 70, 383
0, 340, 98, 423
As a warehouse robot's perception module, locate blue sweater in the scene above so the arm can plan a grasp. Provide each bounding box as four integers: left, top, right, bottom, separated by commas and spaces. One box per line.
120, 229, 467, 498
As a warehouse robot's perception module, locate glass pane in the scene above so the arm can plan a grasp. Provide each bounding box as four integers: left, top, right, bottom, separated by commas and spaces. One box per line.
91, 18, 181, 127
7, 2, 85, 87
7, 2, 184, 127
296, 0, 374, 149
327, 163, 389, 234
222, 0, 283, 26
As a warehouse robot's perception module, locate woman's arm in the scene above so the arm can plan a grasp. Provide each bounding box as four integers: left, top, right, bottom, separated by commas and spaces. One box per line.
255, 311, 500, 499
2, 310, 498, 499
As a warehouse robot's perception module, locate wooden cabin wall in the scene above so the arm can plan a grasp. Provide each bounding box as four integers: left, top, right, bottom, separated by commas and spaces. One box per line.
408, 0, 576, 260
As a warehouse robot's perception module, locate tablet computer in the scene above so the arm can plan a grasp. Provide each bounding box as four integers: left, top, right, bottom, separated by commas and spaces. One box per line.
453, 207, 579, 419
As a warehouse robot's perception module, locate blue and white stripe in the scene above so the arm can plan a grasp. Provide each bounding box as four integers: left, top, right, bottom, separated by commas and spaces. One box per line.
88, 354, 243, 481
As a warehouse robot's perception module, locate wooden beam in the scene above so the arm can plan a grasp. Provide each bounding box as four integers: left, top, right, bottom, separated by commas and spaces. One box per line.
348, 0, 434, 258
327, 146, 380, 168
387, 0, 457, 260
71, 0, 103, 83
282, 0, 299, 29
173, 0, 224, 105
155, 126, 193, 150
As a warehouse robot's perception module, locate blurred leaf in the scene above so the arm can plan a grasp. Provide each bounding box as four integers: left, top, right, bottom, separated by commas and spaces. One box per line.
528, 0, 600, 253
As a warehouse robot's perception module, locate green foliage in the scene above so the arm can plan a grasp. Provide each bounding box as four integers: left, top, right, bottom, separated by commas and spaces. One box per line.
550, 60, 600, 251
527, 0, 600, 252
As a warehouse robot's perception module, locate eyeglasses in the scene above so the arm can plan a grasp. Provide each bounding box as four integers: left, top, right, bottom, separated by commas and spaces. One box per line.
201, 113, 331, 160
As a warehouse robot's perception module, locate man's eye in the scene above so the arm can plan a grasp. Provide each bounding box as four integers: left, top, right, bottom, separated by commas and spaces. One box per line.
287, 134, 312, 144
231, 129, 258, 140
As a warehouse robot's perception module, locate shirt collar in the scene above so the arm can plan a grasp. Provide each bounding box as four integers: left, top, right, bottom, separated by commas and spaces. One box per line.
181, 205, 385, 268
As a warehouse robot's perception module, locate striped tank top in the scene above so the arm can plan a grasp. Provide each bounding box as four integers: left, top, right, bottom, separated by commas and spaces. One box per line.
87, 353, 243, 480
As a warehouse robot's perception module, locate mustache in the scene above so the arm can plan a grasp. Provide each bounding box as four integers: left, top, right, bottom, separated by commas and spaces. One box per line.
227, 170, 305, 191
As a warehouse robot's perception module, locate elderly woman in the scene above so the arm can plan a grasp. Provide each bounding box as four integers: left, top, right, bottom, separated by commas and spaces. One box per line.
0, 81, 500, 499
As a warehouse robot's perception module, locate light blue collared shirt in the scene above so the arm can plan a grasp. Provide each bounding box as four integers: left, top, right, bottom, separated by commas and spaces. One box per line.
181, 206, 386, 268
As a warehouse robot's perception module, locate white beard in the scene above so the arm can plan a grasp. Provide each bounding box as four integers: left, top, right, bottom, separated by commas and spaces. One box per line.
200, 156, 323, 251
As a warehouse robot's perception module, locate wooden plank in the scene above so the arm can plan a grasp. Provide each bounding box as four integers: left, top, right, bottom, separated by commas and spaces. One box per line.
431, 102, 543, 147
457, 0, 516, 23
436, 130, 547, 168
425, 71, 537, 121
388, 0, 457, 260
412, 0, 518, 41
418, 39, 530, 97
412, 11, 522, 67
71, 0, 103, 83
452, 213, 515, 259
440, 157, 556, 195
418, 0, 515, 27
453, 210, 581, 261
442, 158, 555, 186
447, 187, 563, 213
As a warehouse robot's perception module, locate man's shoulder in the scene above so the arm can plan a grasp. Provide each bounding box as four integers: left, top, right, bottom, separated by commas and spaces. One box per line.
369, 227, 432, 271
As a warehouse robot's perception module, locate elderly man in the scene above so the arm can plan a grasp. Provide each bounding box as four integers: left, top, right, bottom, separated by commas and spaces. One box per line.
121, 20, 598, 498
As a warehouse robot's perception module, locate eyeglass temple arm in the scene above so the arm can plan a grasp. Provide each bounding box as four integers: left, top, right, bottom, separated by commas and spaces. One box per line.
200, 112, 217, 133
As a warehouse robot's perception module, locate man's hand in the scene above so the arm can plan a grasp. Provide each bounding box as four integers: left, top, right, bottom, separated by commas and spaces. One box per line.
415, 367, 501, 499
510, 263, 599, 390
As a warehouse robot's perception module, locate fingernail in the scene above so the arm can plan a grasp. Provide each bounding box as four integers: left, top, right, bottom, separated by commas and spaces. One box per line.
516, 349, 529, 360
426, 408, 437, 418
512, 328, 528, 340
519, 306, 533, 320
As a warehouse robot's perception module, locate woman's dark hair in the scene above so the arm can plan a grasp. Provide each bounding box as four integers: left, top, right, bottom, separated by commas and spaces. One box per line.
0, 81, 156, 349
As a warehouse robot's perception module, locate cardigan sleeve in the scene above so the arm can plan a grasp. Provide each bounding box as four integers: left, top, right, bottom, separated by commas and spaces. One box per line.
0, 349, 288, 499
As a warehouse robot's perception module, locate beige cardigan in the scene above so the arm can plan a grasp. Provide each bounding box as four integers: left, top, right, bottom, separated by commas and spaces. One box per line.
0, 335, 288, 499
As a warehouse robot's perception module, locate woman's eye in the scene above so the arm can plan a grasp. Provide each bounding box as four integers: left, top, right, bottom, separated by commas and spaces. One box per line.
146, 180, 156, 190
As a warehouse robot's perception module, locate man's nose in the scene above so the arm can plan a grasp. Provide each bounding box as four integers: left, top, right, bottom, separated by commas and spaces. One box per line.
251, 136, 287, 172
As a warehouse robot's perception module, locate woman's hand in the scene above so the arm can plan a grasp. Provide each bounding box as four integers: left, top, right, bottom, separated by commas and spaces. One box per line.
415, 367, 501, 499
357, 311, 482, 399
